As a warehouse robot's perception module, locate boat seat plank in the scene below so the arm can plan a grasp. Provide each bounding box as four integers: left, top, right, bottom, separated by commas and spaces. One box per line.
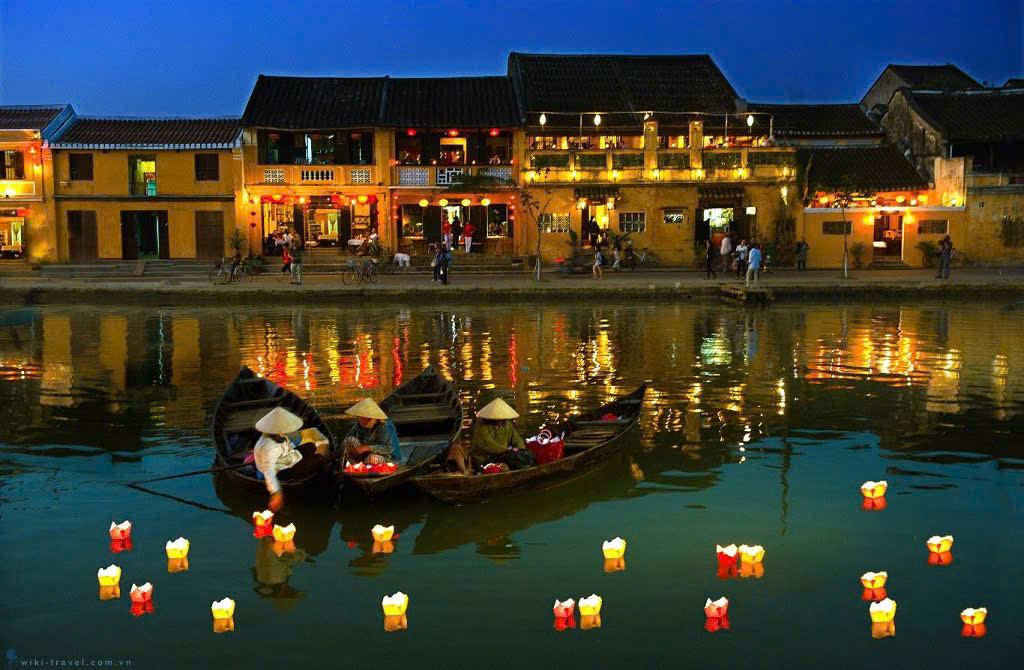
224, 408, 280, 434
389, 403, 458, 423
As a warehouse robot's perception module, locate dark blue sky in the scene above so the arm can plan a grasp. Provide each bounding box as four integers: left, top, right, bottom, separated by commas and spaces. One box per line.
2, 0, 1021, 116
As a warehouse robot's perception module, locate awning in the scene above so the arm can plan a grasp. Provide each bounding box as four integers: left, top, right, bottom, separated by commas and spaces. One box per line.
574, 186, 620, 200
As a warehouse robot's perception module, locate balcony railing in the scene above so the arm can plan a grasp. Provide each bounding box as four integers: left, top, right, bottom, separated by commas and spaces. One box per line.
525, 148, 796, 183
391, 164, 517, 188
253, 165, 377, 187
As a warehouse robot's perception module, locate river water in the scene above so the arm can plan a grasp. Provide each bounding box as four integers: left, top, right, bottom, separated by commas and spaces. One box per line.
0, 301, 1021, 667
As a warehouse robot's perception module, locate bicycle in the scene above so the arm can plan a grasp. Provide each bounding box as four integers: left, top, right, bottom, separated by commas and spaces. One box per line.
625, 241, 660, 270
950, 249, 969, 268
342, 258, 380, 285
208, 258, 254, 284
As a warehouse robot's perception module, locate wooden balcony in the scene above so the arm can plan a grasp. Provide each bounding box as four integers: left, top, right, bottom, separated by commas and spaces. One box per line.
251, 165, 377, 187
391, 164, 517, 188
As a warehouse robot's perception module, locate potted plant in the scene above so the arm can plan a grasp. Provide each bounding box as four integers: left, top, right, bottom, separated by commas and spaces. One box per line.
850, 242, 866, 269
915, 240, 939, 267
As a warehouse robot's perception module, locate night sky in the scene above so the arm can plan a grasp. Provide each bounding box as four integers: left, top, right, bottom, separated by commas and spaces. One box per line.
1, 0, 1021, 116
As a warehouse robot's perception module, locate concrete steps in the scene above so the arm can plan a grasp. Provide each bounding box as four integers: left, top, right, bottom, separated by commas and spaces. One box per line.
39, 262, 138, 278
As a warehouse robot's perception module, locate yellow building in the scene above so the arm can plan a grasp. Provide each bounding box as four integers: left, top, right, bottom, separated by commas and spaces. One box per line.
0, 105, 74, 262
49, 118, 242, 260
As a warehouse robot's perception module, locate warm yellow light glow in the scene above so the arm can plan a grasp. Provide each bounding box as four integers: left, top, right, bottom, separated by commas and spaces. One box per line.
747, 114, 754, 127
896, 195, 905, 204
481, 198, 490, 206
869, 598, 897, 623
418, 199, 429, 208
593, 114, 601, 127
577, 198, 587, 210
601, 537, 626, 559
438, 198, 448, 206
539, 113, 547, 126
461, 198, 471, 207
819, 195, 829, 205
382, 592, 409, 616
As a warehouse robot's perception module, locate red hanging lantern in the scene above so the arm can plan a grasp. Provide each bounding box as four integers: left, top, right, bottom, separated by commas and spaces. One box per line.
406, 129, 417, 137
448, 129, 459, 137
489, 128, 500, 136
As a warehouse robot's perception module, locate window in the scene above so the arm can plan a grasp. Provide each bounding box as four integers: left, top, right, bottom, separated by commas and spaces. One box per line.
400, 205, 424, 238
918, 220, 948, 235
194, 154, 219, 181
539, 213, 570, 233
69, 154, 93, 181
129, 155, 157, 196
396, 134, 422, 165
822, 221, 852, 235
303, 133, 336, 164
619, 212, 646, 233
487, 204, 509, 237
2, 151, 25, 180
663, 208, 689, 225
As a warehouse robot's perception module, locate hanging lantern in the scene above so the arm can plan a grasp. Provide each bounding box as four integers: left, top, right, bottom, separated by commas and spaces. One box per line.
165, 537, 190, 559
860, 571, 888, 589
869, 598, 897, 623
461, 198, 471, 207
98, 584, 120, 600
578, 594, 602, 616
167, 557, 189, 574
418, 199, 429, 208
489, 128, 500, 136
357, 195, 369, 205
382, 592, 409, 616
406, 129, 417, 137
372, 525, 395, 542
438, 198, 449, 207
539, 113, 547, 126
960, 607, 987, 625
896, 195, 905, 203
480, 198, 490, 207
577, 198, 587, 210
553, 598, 576, 619
860, 481, 888, 499
211, 598, 235, 620
272, 194, 283, 201
716, 544, 738, 565
108, 521, 132, 540
738, 544, 764, 564
129, 583, 153, 604
593, 114, 602, 127
298, 196, 306, 205
97, 565, 121, 587
448, 129, 459, 137
927, 535, 954, 553
272, 523, 296, 542
601, 537, 626, 559
747, 114, 754, 128
704, 597, 729, 618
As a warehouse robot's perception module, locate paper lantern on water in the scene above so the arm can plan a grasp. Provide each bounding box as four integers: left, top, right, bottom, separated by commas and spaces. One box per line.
926, 535, 954, 553
165, 537, 190, 559
372, 524, 395, 542
97, 565, 121, 587
716, 563, 739, 580
704, 597, 729, 618
109, 538, 133, 553
553, 598, 576, 618
108, 521, 132, 540
739, 561, 764, 579
213, 618, 235, 634
960, 607, 987, 625
860, 571, 888, 589
716, 544, 738, 565
928, 551, 953, 566
384, 614, 408, 632
704, 615, 731, 633
130, 601, 155, 617
253, 510, 274, 527
862, 587, 887, 602
580, 613, 602, 630
211, 598, 235, 620
272, 523, 296, 542
272, 540, 296, 558
553, 613, 576, 631
98, 584, 120, 601
961, 623, 986, 638
372, 540, 395, 555
738, 544, 764, 564
382, 592, 409, 616
167, 557, 189, 574
253, 524, 273, 539
603, 557, 626, 573
871, 621, 896, 639
129, 583, 153, 604
578, 594, 602, 616
601, 537, 626, 559
860, 480, 888, 499
869, 598, 897, 623
861, 496, 887, 510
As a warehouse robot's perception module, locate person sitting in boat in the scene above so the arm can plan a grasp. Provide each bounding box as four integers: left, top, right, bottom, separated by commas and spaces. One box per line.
467, 398, 527, 472
252, 407, 328, 512
342, 398, 401, 466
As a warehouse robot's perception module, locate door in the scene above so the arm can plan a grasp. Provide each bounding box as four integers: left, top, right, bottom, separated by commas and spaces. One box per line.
424, 206, 442, 243
120, 212, 137, 260
873, 214, 904, 259
470, 206, 487, 249
68, 211, 98, 261
195, 211, 225, 259
121, 211, 169, 260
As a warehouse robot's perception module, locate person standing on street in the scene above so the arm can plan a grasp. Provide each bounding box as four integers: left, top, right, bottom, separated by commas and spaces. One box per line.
735, 238, 749, 280
289, 235, 304, 285
705, 239, 718, 280
441, 216, 452, 249
439, 243, 452, 285
795, 239, 810, 271
462, 220, 475, 254
720, 233, 733, 273
935, 236, 952, 279
746, 243, 762, 288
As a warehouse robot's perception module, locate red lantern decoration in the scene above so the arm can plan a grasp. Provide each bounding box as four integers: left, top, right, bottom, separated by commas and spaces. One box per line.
489, 128, 500, 136
357, 195, 369, 205
553, 614, 576, 631
861, 587, 888, 602
704, 616, 731, 633
448, 129, 459, 137
927, 551, 953, 566
406, 129, 417, 137
861, 496, 887, 511
16, 208, 30, 216
961, 623, 987, 638
130, 601, 155, 617
109, 538, 133, 553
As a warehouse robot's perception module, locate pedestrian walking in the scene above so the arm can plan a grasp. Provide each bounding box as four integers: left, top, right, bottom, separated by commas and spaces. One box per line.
430, 243, 442, 282
735, 238, 749, 279
795, 239, 810, 271
289, 235, 304, 285
451, 216, 462, 246
720, 233, 733, 273
439, 243, 452, 285
280, 245, 291, 275
704, 239, 718, 279
746, 243, 762, 288
612, 234, 623, 271
593, 245, 603, 280
442, 216, 452, 248
935, 236, 952, 279
462, 220, 475, 253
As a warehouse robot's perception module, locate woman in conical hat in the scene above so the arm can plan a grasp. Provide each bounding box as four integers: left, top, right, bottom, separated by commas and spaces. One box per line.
454, 397, 526, 474
252, 407, 329, 512
342, 398, 401, 466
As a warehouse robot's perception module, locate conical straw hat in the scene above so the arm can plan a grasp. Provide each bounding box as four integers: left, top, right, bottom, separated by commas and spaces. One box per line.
255, 407, 303, 434
477, 397, 519, 420
346, 398, 388, 420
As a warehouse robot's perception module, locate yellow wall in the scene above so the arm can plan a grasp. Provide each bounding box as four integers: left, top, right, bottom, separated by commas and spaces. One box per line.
0, 131, 56, 261
54, 150, 234, 197
963, 188, 1024, 263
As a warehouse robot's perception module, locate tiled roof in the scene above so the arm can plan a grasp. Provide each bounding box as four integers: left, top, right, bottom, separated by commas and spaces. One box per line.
905, 89, 1024, 142
1003, 78, 1024, 88
51, 118, 242, 148
509, 53, 738, 128
242, 75, 386, 128
0, 106, 66, 130
749, 103, 884, 137
798, 145, 928, 192
382, 77, 521, 127
887, 64, 981, 90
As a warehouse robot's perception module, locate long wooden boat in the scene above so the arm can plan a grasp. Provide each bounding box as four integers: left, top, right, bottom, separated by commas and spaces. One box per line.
342, 365, 463, 496
212, 366, 338, 491
411, 384, 648, 504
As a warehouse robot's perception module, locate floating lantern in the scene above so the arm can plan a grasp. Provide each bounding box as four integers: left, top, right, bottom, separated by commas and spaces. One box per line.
603, 557, 626, 573
382, 592, 409, 616
272, 523, 296, 542
213, 618, 235, 634
869, 598, 897, 623
705, 615, 731, 633
580, 613, 601, 630
273, 540, 296, 558
871, 621, 896, 639
862, 587, 887, 601
738, 544, 764, 564
961, 623, 986, 638
372, 525, 395, 542
384, 614, 408, 632
211, 598, 235, 620
553, 598, 576, 618
165, 537, 190, 559
860, 571, 888, 589
253, 510, 274, 527
861, 496, 887, 510
704, 597, 729, 619
716, 563, 738, 580
601, 537, 626, 559
109, 538, 133, 553
740, 561, 764, 579
130, 601, 155, 617
928, 551, 953, 566
860, 480, 888, 498
98, 584, 121, 600
960, 607, 987, 625
108, 521, 132, 540
926, 535, 954, 553
167, 557, 189, 574
129, 583, 153, 604
716, 544, 738, 565
553, 613, 576, 631
97, 565, 121, 587
253, 524, 273, 539
578, 594, 602, 616
372, 540, 395, 555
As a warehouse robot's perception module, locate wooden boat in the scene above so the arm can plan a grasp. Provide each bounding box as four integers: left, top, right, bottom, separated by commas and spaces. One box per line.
342, 365, 463, 496
411, 384, 647, 504
212, 366, 338, 491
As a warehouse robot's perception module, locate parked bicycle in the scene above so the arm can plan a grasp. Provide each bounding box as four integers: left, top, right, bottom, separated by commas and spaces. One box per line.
209, 258, 254, 284
623, 239, 660, 270
342, 258, 380, 285
950, 248, 969, 268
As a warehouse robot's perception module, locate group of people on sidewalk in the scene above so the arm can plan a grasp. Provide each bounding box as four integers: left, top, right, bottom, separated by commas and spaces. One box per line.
278, 232, 304, 285
706, 234, 779, 288
441, 215, 476, 254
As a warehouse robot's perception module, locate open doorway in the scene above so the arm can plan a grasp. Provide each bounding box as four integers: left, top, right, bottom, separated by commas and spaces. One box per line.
873, 213, 903, 261
121, 211, 169, 260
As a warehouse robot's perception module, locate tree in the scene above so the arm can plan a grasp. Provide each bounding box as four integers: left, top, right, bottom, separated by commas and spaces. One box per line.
807, 172, 872, 279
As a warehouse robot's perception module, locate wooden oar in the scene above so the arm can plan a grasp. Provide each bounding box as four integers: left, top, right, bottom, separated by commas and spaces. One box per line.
123, 483, 235, 517
124, 461, 249, 486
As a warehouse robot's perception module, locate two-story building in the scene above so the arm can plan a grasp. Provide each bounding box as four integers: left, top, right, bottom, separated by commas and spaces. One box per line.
0, 105, 74, 262
49, 118, 242, 260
